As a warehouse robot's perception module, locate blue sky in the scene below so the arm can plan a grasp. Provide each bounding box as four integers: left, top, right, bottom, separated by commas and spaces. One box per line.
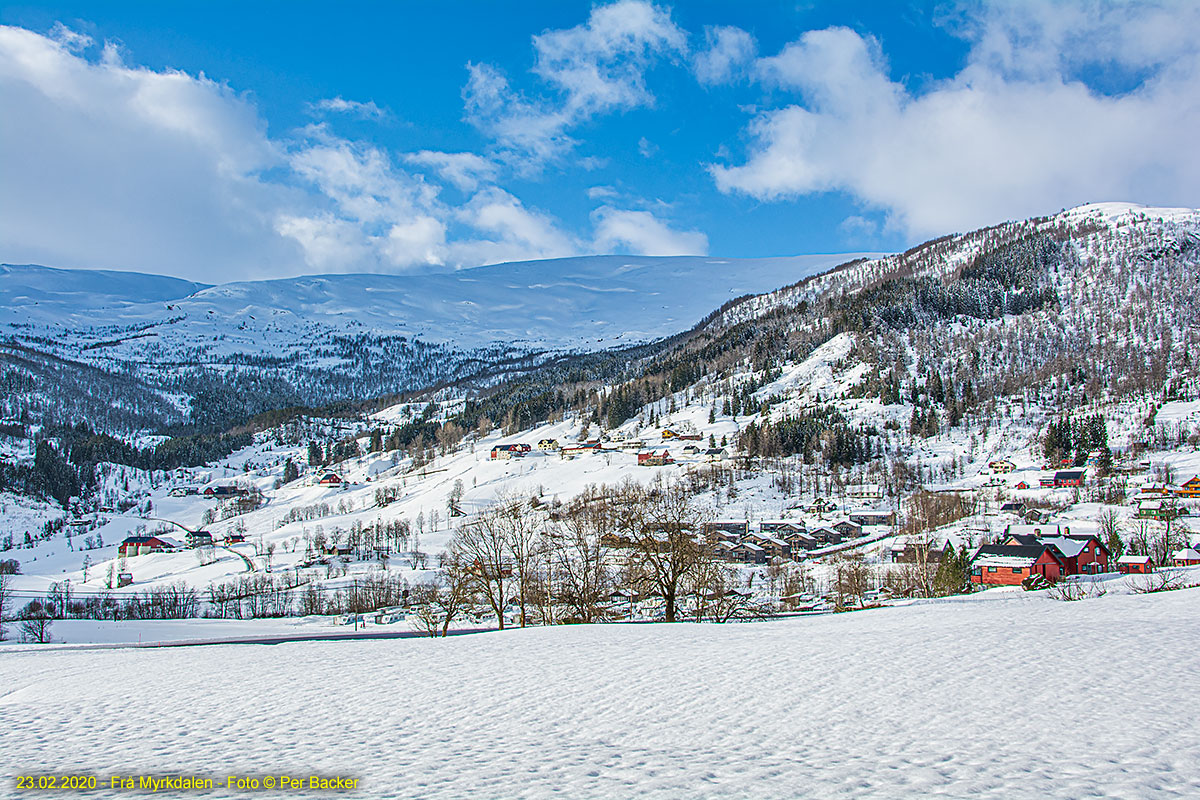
2, 1, 1199, 281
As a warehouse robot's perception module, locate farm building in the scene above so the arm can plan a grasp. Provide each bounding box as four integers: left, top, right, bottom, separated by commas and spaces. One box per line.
1117, 555, 1153, 574
317, 473, 343, 485
204, 485, 247, 497
989, 460, 1016, 473
537, 439, 559, 451
117, 535, 179, 556
560, 443, 600, 457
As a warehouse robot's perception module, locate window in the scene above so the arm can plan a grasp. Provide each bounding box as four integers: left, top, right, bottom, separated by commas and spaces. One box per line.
987, 566, 997, 573
1012, 568, 1023, 574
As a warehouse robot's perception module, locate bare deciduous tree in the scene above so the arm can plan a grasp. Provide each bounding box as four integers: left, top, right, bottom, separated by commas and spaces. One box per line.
616, 478, 713, 623
452, 510, 513, 630
19, 601, 53, 643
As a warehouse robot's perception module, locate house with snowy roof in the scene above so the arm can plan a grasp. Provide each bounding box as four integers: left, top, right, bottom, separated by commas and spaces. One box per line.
847, 510, 895, 527
780, 529, 820, 553
1117, 555, 1153, 574
1036, 535, 1109, 575
118, 535, 181, 556
1002, 527, 1108, 575
971, 544, 1065, 585
729, 541, 767, 564
1171, 547, 1200, 567
1136, 498, 1184, 521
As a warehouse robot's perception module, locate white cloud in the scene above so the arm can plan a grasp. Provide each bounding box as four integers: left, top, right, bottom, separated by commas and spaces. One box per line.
693, 25, 757, 86
587, 185, 619, 200
384, 216, 447, 267
838, 214, 879, 238
637, 136, 657, 158
591, 207, 708, 255
0, 23, 300, 280
406, 150, 499, 192
448, 188, 580, 266
47, 21, 92, 53
274, 214, 373, 272
462, 61, 577, 170
713, 5, 1200, 238
0, 24, 647, 278
531, 0, 687, 116
308, 96, 386, 119
464, 0, 686, 170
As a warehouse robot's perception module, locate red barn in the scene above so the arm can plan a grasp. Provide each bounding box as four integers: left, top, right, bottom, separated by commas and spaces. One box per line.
971, 544, 1065, 585
318, 473, 343, 485
118, 535, 176, 556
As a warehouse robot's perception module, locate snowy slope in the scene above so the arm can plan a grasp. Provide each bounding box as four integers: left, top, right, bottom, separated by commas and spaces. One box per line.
2, 588, 1198, 799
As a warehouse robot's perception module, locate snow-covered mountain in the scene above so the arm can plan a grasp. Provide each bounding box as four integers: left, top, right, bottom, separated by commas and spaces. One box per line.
0, 253, 866, 430
2, 253, 864, 350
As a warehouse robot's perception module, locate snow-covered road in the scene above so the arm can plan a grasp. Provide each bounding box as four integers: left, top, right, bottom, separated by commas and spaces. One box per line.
2, 589, 1197, 798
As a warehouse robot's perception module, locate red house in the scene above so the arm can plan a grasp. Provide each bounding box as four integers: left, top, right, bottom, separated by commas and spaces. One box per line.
1038, 535, 1109, 575
637, 450, 674, 466
318, 473, 343, 485
1053, 470, 1086, 487
1117, 555, 1153, 574
1004, 529, 1110, 575
1171, 547, 1200, 566
971, 544, 1065, 585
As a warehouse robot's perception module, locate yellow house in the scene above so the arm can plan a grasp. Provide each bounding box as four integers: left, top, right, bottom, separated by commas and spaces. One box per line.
1177, 476, 1200, 499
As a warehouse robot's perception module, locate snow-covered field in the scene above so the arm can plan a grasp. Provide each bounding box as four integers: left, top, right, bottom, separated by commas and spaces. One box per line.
2, 587, 1198, 799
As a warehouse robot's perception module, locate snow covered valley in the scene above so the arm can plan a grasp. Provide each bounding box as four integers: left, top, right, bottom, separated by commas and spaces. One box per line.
2, 586, 1197, 799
